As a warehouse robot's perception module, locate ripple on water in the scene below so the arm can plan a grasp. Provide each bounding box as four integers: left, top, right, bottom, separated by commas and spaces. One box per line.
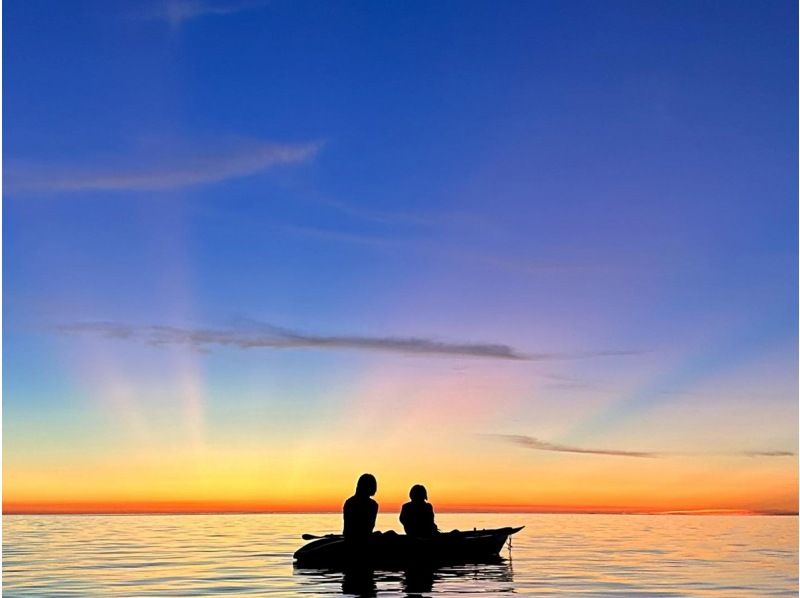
3, 513, 798, 596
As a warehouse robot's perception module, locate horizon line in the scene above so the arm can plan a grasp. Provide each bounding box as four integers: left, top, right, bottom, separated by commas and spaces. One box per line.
5, 506, 796, 516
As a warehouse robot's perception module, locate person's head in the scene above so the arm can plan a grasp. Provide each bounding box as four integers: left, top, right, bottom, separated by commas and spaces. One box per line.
409, 484, 427, 502
355, 473, 377, 497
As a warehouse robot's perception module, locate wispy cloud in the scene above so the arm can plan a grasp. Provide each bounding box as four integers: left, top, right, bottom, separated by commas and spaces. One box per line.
539, 373, 611, 391
311, 197, 503, 234
58, 321, 528, 360
140, 0, 267, 26
491, 434, 796, 459
529, 350, 643, 360
494, 434, 659, 458
57, 320, 641, 362
313, 196, 441, 227
279, 224, 408, 249
454, 251, 599, 275
742, 450, 796, 457
6, 140, 321, 194
278, 224, 613, 276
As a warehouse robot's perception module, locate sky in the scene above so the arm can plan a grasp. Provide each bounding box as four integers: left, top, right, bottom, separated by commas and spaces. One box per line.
3, 0, 798, 515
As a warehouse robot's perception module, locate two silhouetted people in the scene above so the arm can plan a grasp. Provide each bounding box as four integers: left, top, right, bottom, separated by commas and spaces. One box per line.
400, 484, 438, 537
343, 475, 438, 540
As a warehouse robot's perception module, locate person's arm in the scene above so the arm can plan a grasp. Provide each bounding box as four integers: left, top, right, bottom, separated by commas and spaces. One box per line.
342, 499, 350, 534
428, 503, 438, 532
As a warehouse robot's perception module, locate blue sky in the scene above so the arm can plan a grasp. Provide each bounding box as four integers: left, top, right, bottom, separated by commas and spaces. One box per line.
4, 0, 797, 512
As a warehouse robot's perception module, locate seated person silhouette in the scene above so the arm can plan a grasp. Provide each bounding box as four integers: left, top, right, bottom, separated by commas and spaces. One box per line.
343, 473, 379, 541
399, 484, 438, 537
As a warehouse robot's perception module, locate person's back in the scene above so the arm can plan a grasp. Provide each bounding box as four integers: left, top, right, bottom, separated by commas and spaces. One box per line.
399, 484, 437, 537
343, 473, 379, 541
343, 494, 378, 539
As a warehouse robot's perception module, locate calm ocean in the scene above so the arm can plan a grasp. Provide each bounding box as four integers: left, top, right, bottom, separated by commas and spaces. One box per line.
3, 513, 797, 596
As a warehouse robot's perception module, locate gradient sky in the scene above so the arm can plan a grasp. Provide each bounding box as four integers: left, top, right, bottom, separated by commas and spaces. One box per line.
4, 0, 798, 514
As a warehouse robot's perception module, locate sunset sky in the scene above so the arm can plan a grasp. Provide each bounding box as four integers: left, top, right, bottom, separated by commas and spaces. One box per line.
4, 0, 797, 515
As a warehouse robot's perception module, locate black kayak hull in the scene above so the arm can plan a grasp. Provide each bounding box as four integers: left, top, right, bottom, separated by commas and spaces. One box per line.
293, 526, 523, 569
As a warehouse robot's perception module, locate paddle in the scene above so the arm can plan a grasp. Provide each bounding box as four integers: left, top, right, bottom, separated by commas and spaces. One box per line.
301, 533, 341, 540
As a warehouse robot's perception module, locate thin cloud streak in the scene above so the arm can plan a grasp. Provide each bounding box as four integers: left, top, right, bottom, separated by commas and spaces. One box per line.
59, 322, 527, 360
742, 450, 796, 457
279, 224, 408, 249
492, 434, 796, 459
140, 0, 267, 25
57, 321, 641, 362
7, 140, 321, 194
313, 196, 440, 227
278, 224, 603, 275
495, 434, 660, 458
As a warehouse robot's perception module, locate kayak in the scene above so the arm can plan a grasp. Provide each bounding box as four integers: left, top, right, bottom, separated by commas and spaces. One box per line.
293, 526, 523, 568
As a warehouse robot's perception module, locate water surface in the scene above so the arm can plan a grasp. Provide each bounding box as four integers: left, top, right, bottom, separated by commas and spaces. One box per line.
3, 513, 797, 596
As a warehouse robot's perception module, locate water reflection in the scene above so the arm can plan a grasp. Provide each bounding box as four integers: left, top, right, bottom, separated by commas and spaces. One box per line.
342, 567, 378, 597
294, 557, 514, 596
401, 566, 434, 595
4, 514, 797, 596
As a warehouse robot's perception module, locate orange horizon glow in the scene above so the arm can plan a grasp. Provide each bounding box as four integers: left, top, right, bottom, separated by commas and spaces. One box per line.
6, 419, 797, 519
4, 499, 796, 517
6, 343, 796, 522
